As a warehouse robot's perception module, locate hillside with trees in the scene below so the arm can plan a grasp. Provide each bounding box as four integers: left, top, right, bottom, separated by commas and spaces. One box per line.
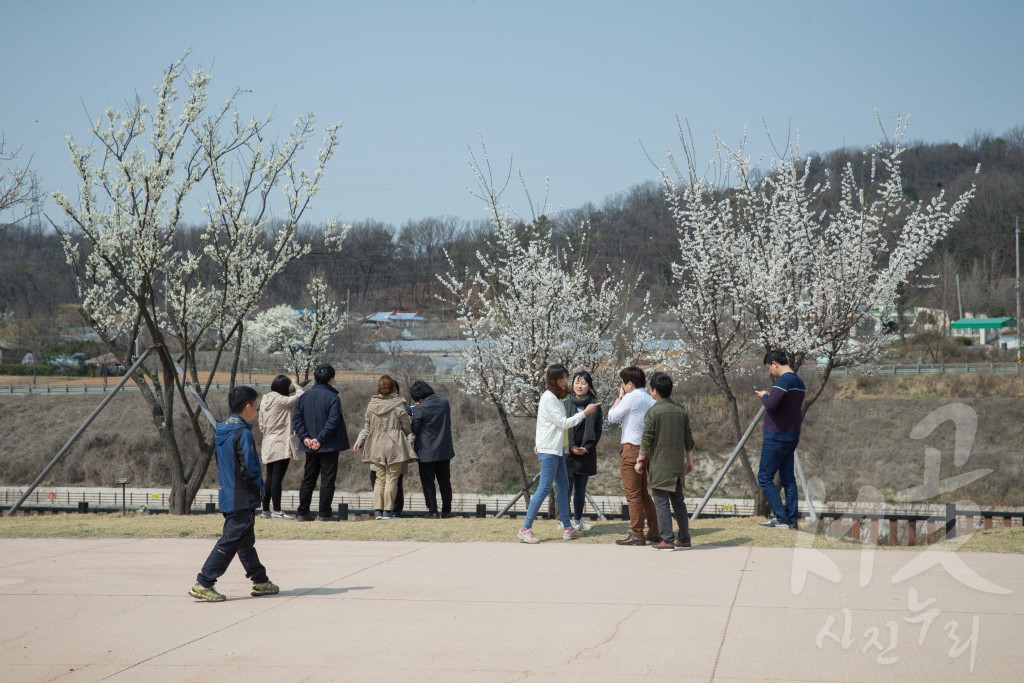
3, 126, 1022, 330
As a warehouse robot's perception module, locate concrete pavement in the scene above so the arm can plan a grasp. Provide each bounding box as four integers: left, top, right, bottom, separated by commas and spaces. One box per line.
0, 537, 1021, 682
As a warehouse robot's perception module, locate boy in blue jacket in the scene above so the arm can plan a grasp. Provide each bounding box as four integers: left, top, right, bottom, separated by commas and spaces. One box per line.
189, 386, 279, 602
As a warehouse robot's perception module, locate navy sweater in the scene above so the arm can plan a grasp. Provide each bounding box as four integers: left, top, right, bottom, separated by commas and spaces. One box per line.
761, 372, 805, 442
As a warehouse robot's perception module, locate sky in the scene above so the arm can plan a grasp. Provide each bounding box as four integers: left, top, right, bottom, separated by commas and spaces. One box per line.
3, 0, 1024, 229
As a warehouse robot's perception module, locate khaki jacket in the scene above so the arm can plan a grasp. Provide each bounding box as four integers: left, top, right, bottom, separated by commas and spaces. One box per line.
640, 398, 695, 491
258, 385, 304, 464
356, 393, 417, 466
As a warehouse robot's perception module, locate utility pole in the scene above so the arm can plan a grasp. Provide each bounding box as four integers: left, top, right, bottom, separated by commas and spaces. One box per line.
1016, 216, 1021, 368
955, 273, 964, 320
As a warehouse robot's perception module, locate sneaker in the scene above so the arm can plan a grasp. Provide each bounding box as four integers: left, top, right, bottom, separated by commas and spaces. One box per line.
251, 581, 280, 597
759, 518, 792, 528
562, 527, 582, 540
270, 511, 292, 519
651, 540, 676, 551
259, 511, 272, 519
381, 512, 398, 520
374, 511, 384, 520
517, 527, 539, 544
188, 583, 226, 602
572, 518, 593, 531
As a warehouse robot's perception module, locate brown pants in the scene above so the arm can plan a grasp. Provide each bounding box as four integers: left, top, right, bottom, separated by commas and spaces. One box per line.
619, 443, 659, 538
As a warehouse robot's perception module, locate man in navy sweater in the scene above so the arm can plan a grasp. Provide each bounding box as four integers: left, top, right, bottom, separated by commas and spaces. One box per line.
754, 349, 806, 529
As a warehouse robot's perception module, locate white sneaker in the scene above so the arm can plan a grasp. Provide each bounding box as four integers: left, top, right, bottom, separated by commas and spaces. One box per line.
562, 526, 582, 540
517, 527, 539, 544
259, 511, 272, 519
572, 519, 593, 531
270, 511, 292, 519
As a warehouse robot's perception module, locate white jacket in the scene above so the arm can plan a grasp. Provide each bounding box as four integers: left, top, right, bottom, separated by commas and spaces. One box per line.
535, 390, 587, 455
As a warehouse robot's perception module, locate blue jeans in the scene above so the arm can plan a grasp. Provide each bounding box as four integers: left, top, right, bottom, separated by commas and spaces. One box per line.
523, 453, 571, 530
757, 436, 798, 525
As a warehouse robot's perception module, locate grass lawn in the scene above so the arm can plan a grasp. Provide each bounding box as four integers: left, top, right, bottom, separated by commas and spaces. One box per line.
1, 513, 1022, 553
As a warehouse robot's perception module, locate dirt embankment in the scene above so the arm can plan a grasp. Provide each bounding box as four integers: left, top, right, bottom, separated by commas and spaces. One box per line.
1, 373, 1022, 506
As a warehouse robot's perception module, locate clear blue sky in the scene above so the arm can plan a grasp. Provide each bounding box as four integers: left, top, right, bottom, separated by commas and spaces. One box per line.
4, 0, 1024, 228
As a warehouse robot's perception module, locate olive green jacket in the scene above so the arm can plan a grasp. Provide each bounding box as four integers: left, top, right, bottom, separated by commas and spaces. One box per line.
640, 398, 694, 491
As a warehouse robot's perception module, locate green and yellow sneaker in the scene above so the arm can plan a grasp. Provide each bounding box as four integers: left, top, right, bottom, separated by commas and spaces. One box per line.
188, 583, 226, 602
251, 581, 280, 597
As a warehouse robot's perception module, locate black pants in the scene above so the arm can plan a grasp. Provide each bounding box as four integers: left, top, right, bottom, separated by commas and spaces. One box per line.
566, 471, 589, 520
298, 451, 339, 518
418, 459, 452, 514
197, 509, 268, 587
262, 459, 290, 512
652, 479, 691, 544
369, 468, 404, 514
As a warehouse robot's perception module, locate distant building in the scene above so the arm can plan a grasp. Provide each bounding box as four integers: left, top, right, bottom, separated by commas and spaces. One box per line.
362, 311, 426, 328
950, 316, 1017, 345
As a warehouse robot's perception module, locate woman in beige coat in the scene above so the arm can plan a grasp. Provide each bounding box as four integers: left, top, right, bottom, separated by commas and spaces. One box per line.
258, 375, 304, 519
353, 375, 417, 519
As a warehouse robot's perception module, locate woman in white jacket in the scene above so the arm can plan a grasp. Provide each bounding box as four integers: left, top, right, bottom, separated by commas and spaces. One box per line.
258, 375, 304, 519
517, 364, 600, 544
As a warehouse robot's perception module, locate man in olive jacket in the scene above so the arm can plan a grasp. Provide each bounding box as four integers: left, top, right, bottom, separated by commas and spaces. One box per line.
636, 372, 694, 551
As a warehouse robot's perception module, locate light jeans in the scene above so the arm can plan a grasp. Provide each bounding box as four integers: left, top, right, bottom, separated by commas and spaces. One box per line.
523, 453, 571, 530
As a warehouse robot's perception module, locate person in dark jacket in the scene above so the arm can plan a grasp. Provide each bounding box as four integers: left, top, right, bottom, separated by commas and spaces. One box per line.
292, 364, 350, 521
410, 380, 455, 518
754, 349, 805, 529
566, 371, 602, 530
189, 386, 279, 602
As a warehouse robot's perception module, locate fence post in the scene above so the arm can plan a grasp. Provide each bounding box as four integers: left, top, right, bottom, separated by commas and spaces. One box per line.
338, 502, 349, 520
945, 503, 956, 540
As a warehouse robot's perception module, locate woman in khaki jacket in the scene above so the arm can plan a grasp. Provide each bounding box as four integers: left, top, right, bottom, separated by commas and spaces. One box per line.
353, 375, 417, 519
258, 375, 304, 519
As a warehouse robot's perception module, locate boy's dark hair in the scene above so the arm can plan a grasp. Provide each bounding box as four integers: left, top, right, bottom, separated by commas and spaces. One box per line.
410, 380, 435, 402
313, 364, 336, 385
619, 365, 646, 389
545, 364, 570, 399
650, 371, 673, 398
229, 385, 259, 413
271, 374, 292, 396
763, 349, 790, 367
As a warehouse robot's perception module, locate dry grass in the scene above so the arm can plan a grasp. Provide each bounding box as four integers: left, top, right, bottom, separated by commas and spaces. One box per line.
2, 513, 1021, 553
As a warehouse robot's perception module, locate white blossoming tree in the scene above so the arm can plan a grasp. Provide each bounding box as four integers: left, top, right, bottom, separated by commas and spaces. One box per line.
665, 116, 977, 510
51, 54, 346, 513
0, 134, 40, 231
439, 141, 660, 489
248, 275, 346, 385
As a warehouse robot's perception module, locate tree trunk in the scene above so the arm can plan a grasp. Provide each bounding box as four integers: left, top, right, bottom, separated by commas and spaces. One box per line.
724, 391, 770, 516
494, 401, 530, 490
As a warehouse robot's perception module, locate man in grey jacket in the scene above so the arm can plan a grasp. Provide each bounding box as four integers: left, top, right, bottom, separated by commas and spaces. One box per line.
410, 381, 455, 518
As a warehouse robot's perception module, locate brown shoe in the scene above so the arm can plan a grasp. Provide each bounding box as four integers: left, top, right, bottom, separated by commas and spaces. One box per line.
674, 539, 692, 549
615, 535, 646, 546
651, 540, 676, 551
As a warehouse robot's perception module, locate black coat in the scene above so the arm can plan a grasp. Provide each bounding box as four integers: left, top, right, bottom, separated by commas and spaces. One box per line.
566, 395, 602, 477
411, 394, 455, 463
292, 382, 350, 453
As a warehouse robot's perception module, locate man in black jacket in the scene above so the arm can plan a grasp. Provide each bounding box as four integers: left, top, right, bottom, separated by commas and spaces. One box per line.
292, 364, 350, 521
410, 380, 455, 518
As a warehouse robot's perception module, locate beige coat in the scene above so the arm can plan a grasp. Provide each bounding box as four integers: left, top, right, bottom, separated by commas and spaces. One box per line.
258, 385, 304, 464
356, 393, 417, 466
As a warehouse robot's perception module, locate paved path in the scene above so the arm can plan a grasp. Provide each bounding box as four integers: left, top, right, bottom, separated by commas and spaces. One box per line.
0, 538, 1020, 682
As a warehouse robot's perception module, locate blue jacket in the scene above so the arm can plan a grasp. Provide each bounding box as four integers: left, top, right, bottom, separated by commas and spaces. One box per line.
214, 415, 264, 513
293, 382, 350, 453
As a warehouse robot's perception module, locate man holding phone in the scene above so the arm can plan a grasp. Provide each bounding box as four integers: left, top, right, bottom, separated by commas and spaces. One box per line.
754, 350, 805, 529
